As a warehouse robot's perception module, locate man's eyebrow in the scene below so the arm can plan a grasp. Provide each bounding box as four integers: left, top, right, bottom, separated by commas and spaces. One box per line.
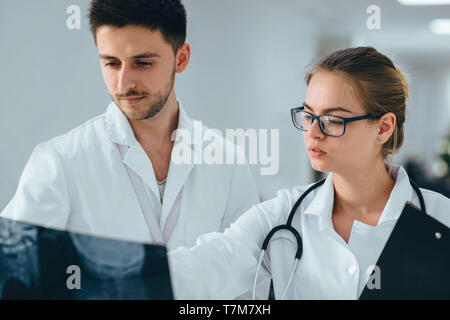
303, 102, 353, 114
132, 51, 161, 59
98, 51, 161, 59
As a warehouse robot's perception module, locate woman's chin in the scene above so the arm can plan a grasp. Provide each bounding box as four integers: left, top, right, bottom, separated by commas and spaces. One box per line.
310, 159, 329, 173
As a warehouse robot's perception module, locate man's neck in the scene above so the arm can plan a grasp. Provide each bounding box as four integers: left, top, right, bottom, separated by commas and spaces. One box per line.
129, 95, 180, 149
127, 95, 179, 182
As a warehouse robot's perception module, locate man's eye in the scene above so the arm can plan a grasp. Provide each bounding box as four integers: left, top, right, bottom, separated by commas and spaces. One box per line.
104, 62, 119, 67
102, 61, 152, 67
137, 62, 152, 66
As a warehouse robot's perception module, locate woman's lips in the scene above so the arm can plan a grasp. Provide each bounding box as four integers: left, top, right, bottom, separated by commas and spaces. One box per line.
308, 146, 327, 158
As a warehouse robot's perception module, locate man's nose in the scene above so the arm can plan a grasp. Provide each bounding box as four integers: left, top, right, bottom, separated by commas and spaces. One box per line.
117, 65, 137, 92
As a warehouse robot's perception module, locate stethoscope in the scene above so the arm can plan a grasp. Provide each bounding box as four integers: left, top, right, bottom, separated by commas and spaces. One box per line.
252, 177, 426, 300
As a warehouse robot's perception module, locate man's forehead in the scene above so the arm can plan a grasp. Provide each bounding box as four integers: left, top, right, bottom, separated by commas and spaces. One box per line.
96, 24, 161, 38
98, 51, 161, 60
96, 25, 169, 58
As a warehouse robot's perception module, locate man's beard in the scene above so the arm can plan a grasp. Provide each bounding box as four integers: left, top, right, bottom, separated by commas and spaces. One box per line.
114, 68, 176, 121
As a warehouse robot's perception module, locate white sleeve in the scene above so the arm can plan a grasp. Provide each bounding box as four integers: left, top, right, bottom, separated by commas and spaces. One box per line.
168, 191, 291, 300
220, 163, 260, 231
222, 164, 270, 300
0, 143, 70, 229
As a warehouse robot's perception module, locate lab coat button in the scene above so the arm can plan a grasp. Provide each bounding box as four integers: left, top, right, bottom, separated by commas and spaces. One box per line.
348, 265, 358, 275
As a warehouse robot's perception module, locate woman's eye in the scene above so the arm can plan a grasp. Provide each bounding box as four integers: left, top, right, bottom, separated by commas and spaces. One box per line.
327, 119, 344, 125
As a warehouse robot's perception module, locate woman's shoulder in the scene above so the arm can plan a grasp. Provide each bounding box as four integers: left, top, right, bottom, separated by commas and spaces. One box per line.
257, 181, 322, 218
273, 181, 320, 204
420, 188, 450, 228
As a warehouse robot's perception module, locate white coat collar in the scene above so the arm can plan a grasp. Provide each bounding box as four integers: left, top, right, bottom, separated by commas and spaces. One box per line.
105, 100, 195, 147
377, 165, 414, 224
303, 165, 414, 226
104, 100, 197, 234
302, 172, 334, 222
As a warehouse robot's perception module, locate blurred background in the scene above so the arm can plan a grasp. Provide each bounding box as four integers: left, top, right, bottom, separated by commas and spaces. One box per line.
1, 0, 450, 206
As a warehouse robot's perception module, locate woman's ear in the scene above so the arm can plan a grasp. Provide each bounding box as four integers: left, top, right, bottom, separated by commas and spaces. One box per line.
175, 43, 191, 74
377, 112, 396, 144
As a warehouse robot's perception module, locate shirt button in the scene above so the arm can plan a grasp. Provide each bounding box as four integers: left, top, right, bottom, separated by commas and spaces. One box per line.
348, 265, 358, 275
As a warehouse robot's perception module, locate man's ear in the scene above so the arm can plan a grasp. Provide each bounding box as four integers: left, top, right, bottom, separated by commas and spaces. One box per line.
377, 112, 396, 144
175, 43, 190, 74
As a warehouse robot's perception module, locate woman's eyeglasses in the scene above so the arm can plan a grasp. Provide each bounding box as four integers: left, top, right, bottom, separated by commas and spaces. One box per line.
291, 106, 382, 137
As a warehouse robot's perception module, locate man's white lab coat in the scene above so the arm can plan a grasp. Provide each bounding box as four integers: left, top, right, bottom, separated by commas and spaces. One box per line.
1, 101, 260, 250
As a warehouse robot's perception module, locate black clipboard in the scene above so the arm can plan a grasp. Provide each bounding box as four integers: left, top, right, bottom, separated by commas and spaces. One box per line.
360, 201, 450, 299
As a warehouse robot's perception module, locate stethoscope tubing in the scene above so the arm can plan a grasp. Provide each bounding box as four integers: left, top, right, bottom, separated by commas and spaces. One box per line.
252, 177, 425, 300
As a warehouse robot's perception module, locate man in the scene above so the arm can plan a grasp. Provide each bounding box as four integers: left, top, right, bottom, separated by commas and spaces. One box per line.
1, 0, 259, 250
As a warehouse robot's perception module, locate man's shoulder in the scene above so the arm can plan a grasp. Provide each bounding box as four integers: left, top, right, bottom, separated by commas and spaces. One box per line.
39, 112, 108, 156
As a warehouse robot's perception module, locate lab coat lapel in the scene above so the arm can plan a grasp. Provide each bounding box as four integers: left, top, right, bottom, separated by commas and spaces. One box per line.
105, 102, 161, 202
159, 103, 197, 233
303, 173, 335, 232
375, 165, 414, 224
122, 146, 161, 206
160, 156, 194, 231
106, 100, 197, 236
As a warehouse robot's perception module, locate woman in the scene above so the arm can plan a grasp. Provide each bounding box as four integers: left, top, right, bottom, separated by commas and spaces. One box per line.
168, 47, 450, 299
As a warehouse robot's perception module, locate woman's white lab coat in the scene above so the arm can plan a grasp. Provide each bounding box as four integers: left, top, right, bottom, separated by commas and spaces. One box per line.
1, 101, 260, 250
168, 166, 450, 299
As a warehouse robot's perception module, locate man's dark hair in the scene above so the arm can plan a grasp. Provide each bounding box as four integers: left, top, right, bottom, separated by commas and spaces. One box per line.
88, 0, 187, 53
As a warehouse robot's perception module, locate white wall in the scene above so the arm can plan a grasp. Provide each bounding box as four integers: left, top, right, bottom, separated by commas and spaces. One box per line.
179, 0, 318, 200
0, 0, 109, 209
3, 1, 447, 209
394, 56, 450, 168
350, 38, 450, 171
0, 0, 318, 209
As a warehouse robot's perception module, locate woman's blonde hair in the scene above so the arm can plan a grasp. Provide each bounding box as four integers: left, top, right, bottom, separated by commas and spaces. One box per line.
305, 46, 409, 163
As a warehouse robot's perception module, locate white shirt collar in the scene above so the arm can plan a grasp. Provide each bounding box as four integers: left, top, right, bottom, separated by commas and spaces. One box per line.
105, 100, 193, 147
303, 172, 334, 221
377, 165, 414, 223
303, 165, 414, 225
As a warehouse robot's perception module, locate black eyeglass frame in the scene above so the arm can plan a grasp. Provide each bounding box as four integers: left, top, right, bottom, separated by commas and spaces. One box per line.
291, 106, 383, 137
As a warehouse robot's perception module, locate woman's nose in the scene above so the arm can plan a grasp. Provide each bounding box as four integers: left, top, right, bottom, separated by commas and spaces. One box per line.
308, 119, 326, 139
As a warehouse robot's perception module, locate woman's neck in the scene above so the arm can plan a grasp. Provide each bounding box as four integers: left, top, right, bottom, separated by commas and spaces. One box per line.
332, 160, 395, 224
